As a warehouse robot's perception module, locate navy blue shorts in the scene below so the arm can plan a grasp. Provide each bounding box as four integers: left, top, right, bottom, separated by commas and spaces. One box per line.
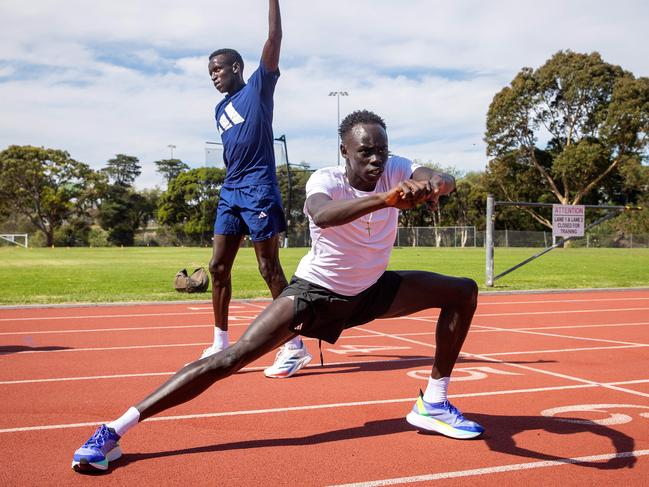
214, 184, 287, 241
279, 272, 403, 344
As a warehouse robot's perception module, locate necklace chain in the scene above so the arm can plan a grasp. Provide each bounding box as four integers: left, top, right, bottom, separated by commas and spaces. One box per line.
346, 173, 373, 237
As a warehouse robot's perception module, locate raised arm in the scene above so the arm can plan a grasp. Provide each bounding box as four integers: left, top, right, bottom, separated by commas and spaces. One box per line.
261, 0, 282, 72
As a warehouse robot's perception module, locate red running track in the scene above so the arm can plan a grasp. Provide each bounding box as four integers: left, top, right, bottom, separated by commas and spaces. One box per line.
1, 289, 648, 486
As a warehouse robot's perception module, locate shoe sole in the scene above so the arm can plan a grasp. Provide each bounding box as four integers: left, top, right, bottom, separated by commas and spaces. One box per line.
264, 354, 312, 378
72, 446, 123, 472
406, 412, 483, 439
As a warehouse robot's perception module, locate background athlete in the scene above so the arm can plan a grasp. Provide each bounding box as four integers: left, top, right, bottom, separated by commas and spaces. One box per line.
202, 0, 310, 377
72, 110, 483, 473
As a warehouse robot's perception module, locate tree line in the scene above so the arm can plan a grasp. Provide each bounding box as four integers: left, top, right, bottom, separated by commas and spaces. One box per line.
1, 50, 647, 247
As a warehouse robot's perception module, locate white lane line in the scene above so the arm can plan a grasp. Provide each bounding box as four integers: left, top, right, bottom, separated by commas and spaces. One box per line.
475, 325, 649, 347
327, 450, 649, 487
2, 302, 648, 323
0, 324, 210, 336
1, 342, 213, 354
187, 305, 247, 310
359, 328, 649, 399
2, 319, 648, 338
0, 383, 606, 433
481, 344, 648, 356
474, 307, 649, 317
473, 321, 649, 332
2, 336, 647, 360
479, 297, 649, 306
0, 311, 212, 322
0, 319, 255, 336
0, 356, 434, 385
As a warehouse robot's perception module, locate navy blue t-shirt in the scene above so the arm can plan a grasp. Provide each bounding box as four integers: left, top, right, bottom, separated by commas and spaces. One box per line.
214, 61, 279, 188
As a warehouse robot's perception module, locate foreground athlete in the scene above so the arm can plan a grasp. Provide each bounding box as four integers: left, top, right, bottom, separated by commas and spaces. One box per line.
204, 0, 311, 376
72, 110, 484, 473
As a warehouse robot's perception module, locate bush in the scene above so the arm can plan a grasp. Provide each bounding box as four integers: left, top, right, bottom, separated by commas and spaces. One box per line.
88, 227, 110, 247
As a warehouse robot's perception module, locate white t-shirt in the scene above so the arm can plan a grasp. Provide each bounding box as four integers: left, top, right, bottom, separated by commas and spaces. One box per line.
294, 156, 419, 296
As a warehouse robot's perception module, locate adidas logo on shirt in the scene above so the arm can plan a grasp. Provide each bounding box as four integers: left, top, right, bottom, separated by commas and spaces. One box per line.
258, 211, 268, 219
217, 102, 245, 134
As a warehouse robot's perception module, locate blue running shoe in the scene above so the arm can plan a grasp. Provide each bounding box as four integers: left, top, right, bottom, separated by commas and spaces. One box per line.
72, 424, 122, 472
406, 391, 484, 439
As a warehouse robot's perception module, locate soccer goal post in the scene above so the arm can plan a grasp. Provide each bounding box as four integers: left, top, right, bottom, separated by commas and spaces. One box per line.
0, 234, 28, 248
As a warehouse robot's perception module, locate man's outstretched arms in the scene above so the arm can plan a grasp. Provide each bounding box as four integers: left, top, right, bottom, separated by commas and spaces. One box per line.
261, 0, 282, 72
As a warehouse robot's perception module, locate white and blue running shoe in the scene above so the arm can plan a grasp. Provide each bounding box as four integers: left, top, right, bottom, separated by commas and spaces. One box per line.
406, 391, 484, 439
72, 424, 122, 472
264, 342, 312, 378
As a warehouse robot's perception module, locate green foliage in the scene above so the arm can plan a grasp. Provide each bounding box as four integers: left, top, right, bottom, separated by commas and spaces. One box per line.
102, 154, 142, 186
88, 226, 110, 247
158, 167, 226, 245
485, 50, 649, 228
276, 166, 312, 239
98, 185, 156, 246
154, 158, 190, 185
0, 145, 97, 246
442, 172, 489, 230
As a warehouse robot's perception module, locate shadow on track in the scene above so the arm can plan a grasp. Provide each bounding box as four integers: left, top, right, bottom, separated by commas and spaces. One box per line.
0, 345, 72, 355
110, 411, 635, 472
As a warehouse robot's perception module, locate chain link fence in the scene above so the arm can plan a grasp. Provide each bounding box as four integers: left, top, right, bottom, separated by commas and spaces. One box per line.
281, 227, 649, 248
476, 230, 649, 248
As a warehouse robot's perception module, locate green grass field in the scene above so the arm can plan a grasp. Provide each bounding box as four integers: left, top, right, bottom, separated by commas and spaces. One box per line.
1, 246, 648, 305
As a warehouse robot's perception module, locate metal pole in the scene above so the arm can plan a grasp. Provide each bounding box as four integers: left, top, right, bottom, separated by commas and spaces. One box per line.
329, 91, 348, 166
276, 135, 291, 249
486, 195, 494, 287
336, 94, 340, 166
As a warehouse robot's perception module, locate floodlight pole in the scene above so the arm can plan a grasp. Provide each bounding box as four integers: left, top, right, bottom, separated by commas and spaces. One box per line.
328, 91, 348, 166
276, 135, 291, 248
167, 144, 176, 159
485, 195, 495, 287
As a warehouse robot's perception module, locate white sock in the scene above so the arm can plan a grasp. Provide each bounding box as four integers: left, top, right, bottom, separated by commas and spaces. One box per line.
423, 376, 450, 404
285, 336, 303, 349
213, 327, 229, 350
106, 407, 140, 437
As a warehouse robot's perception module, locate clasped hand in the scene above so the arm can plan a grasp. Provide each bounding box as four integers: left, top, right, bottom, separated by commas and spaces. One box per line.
383, 179, 440, 210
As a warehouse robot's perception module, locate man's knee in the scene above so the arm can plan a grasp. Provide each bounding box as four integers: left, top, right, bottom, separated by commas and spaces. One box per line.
456, 277, 479, 307
258, 258, 281, 283
208, 258, 228, 281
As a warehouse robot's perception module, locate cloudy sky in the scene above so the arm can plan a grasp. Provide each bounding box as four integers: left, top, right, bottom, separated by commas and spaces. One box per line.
1, 0, 647, 188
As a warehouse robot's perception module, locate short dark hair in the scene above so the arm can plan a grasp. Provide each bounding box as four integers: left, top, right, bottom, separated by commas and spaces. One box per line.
208, 48, 244, 70
339, 110, 386, 139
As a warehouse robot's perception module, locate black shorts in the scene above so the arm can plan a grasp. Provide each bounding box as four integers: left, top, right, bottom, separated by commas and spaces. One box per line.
279, 271, 403, 344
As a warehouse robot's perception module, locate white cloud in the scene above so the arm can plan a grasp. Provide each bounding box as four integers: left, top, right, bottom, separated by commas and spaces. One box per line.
1, 0, 647, 188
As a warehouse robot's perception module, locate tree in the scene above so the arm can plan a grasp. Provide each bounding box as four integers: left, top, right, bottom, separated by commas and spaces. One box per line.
276, 165, 312, 244
158, 167, 226, 245
97, 185, 156, 246
485, 50, 649, 229
0, 145, 96, 246
103, 154, 141, 186
154, 158, 190, 185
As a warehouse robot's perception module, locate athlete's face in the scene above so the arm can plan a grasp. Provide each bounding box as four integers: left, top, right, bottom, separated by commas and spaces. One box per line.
208, 54, 241, 94
341, 123, 389, 191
